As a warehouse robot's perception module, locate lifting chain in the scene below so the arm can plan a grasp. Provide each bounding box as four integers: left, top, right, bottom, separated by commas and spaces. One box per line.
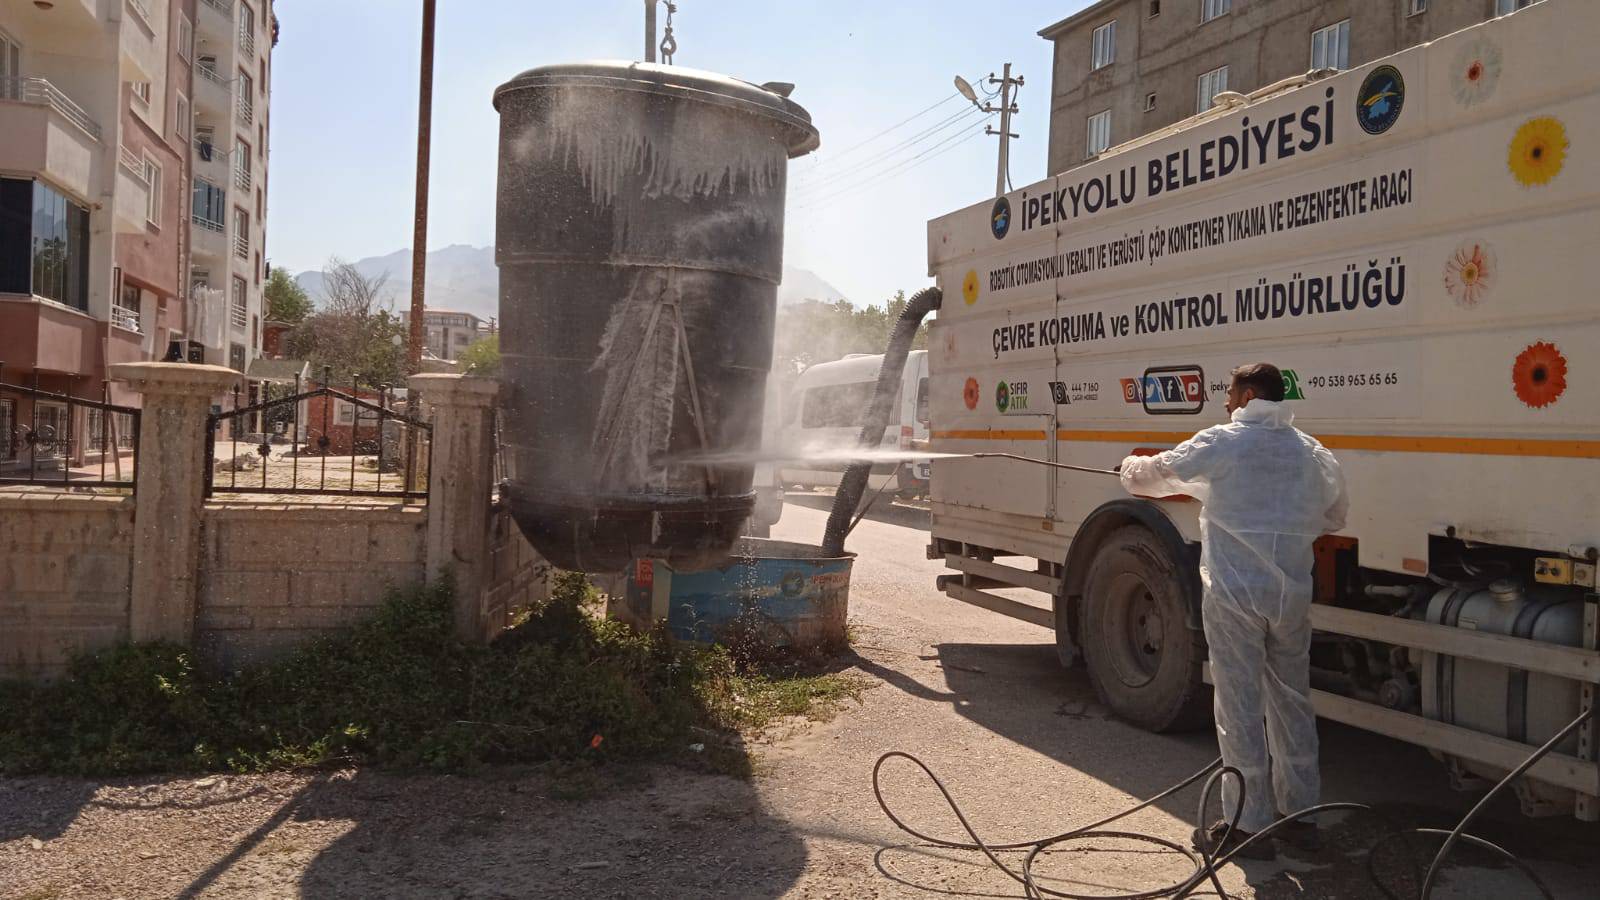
659, 1, 678, 64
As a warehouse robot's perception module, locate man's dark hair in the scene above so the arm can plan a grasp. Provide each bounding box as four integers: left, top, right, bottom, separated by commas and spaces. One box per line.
1231, 362, 1286, 402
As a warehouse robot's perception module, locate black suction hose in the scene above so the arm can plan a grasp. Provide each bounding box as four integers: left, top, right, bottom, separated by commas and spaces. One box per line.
821, 285, 942, 557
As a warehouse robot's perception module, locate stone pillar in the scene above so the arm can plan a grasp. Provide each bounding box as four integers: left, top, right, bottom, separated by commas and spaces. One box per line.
111, 362, 241, 644
410, 373, 500, 640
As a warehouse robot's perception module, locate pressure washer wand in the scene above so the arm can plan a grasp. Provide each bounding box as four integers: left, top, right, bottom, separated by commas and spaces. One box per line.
967, 452, 1122, 477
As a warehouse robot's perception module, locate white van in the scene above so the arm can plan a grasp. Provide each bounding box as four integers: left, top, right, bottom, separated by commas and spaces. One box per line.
745, 373, 786, 537
779, 350, 929, 497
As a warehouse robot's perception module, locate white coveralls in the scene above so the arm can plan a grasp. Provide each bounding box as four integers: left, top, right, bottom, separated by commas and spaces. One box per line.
1120, 399, 1348, 832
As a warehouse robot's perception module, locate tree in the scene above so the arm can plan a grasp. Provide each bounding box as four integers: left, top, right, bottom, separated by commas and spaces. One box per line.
458, 334, 500, 375
263, 266, 312, 324
283, 257, 406, 385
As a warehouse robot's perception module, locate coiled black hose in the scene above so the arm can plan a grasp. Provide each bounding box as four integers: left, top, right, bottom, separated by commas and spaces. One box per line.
873, 708, 1589, 899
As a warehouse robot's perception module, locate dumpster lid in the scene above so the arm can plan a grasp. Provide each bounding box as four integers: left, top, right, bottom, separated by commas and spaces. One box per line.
493, 61, 820, 157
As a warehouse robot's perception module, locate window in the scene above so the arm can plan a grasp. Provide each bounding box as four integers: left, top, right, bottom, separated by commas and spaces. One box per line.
915, 377, 930, 425
131, 80, 151, 106
254, 251, 260, 284
231, 275, 248, 328
0, 399, 14, 460
238, 2, 256, 53
175, 93, 189, 139
178, 13, 193, 62
1, 28, 21, 94
192, 178, 226, 229
1085, 110, 1112, 157
1091, 21, 1116, 70
32, 402, 66, 459
233, 207, 249, 258
1496, 0, 1542, 14
142, 155, 162, 227
1407, 0, 1427, 14
802, 383, 875, 429
229, 342, 246, 372
234, 140, 251, 190
255, 187, 262, 219
1149, 1, 1161, 16
1197, 65, 1229, 112
1311, 20, 1351, 71
1144, 92, 1157, 112
115, 281, 142, 332
0, 178, 90, 310
1200, 0, 1229, 24
236, 70, 253, 124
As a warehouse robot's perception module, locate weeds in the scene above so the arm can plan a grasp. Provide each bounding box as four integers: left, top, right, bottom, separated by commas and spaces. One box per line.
0, 574, 862, 777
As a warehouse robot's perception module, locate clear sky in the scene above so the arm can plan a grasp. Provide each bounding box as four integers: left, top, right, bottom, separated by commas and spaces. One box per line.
265, 0, 1094, 306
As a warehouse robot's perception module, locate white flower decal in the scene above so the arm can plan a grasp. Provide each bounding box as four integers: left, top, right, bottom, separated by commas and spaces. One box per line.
1452, 37, 1503, 107
1443, 240, 1497, 308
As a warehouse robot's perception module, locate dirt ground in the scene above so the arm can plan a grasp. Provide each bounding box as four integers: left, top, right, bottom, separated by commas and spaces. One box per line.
2, 496, 1595, 899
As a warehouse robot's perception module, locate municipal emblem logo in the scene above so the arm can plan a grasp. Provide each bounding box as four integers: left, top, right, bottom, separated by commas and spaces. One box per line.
995, 380, 1010, 413
990, 196, 1011, 240
780, 570, 805, 597
1356, 65, 1405, 135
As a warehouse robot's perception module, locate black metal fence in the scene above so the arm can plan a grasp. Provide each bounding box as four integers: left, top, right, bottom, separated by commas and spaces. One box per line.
0, 363, 140, 491
205, 369, 431, 500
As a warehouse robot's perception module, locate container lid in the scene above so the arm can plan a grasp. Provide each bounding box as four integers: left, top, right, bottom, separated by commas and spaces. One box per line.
493, 61, 820, 157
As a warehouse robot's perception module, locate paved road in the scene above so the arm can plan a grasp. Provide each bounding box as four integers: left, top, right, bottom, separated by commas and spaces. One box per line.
1, 493, 1593, 898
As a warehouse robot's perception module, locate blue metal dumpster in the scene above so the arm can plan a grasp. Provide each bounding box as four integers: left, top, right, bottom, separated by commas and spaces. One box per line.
609, 538, 852, 650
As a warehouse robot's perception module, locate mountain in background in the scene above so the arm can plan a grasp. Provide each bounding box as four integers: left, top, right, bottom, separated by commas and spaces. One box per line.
294, 245, 850, 320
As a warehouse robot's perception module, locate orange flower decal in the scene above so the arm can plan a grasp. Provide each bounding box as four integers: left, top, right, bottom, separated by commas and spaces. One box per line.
1512, 342, 1567, 409
962, 269, 980, 305
962, 377, 980, 410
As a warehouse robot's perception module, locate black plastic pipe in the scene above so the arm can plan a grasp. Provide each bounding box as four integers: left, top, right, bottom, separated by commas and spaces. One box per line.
821, 285, 942, 556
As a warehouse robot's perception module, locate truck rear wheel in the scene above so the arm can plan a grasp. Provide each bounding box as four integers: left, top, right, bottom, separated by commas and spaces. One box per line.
1081, 526, 1210, 733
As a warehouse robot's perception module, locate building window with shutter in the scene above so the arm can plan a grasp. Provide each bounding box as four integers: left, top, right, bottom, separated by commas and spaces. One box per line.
1311, 20, 1351, 71
1091, 21, 1116, 70
1086, 109, 1111, 158
1197, 65, 1229, 113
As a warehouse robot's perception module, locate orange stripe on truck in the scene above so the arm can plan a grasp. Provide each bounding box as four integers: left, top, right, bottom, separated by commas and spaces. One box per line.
929, 429, 1600, 460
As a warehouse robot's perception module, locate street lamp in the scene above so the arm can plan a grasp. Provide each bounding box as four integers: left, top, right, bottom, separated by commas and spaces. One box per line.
955, 67, 1023, 197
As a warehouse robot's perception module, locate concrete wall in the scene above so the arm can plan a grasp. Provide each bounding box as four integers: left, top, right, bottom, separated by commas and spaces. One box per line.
0, 368, 544, 680
196, 502, 426, 667
0, 491, 134, 677
1043, 0, 1521, 176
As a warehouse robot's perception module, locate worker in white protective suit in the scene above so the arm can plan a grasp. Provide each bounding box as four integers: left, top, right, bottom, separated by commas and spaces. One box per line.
1119, 362, 1347, 861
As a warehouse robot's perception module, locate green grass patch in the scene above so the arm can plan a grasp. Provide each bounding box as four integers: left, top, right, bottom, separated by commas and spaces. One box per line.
0, 573, 863, 777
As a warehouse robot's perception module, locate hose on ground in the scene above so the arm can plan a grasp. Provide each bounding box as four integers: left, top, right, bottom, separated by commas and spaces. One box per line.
872, 707, 1589, 899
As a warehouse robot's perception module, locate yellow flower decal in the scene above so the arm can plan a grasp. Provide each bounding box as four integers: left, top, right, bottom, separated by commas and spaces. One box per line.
961, 269, 980, 305
1508, 116, 1568, 187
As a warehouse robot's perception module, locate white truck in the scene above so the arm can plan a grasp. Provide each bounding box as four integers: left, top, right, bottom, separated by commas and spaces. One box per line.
924, 2, 1599, 819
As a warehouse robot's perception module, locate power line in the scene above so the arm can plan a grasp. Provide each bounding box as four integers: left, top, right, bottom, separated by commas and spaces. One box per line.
820, 92, 963, 162
793, 104, 985, 196
795, 120, 992, 211
793, 74, 997, 187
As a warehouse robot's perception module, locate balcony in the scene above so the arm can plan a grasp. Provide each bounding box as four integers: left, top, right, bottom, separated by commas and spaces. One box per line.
239, 26, 256, 59
235, 94, 253, 128
114, 145, 150, 234
191, 213, 227, 260
0, 78, 102, 201
197, 0, 235, 41
193, 136, 230, 181
233, 231, 249, 260
194, 65, 232, 114
233, 158, 252, 191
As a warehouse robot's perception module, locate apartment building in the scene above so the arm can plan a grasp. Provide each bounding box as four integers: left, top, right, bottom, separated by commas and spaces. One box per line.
1040, 0, 1545, 175
400, 308, 497, 362
0, 0, 276, 459
188, 0, 274, 383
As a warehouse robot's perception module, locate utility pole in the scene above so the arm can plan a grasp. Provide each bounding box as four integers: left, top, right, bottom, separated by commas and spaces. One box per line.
987, 63, 1022, 197
644, 0, 657, 62
407, 0, 437, 372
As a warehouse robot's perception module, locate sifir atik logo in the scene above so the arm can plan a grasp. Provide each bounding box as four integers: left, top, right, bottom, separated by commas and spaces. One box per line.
990, 196, 1011, 240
